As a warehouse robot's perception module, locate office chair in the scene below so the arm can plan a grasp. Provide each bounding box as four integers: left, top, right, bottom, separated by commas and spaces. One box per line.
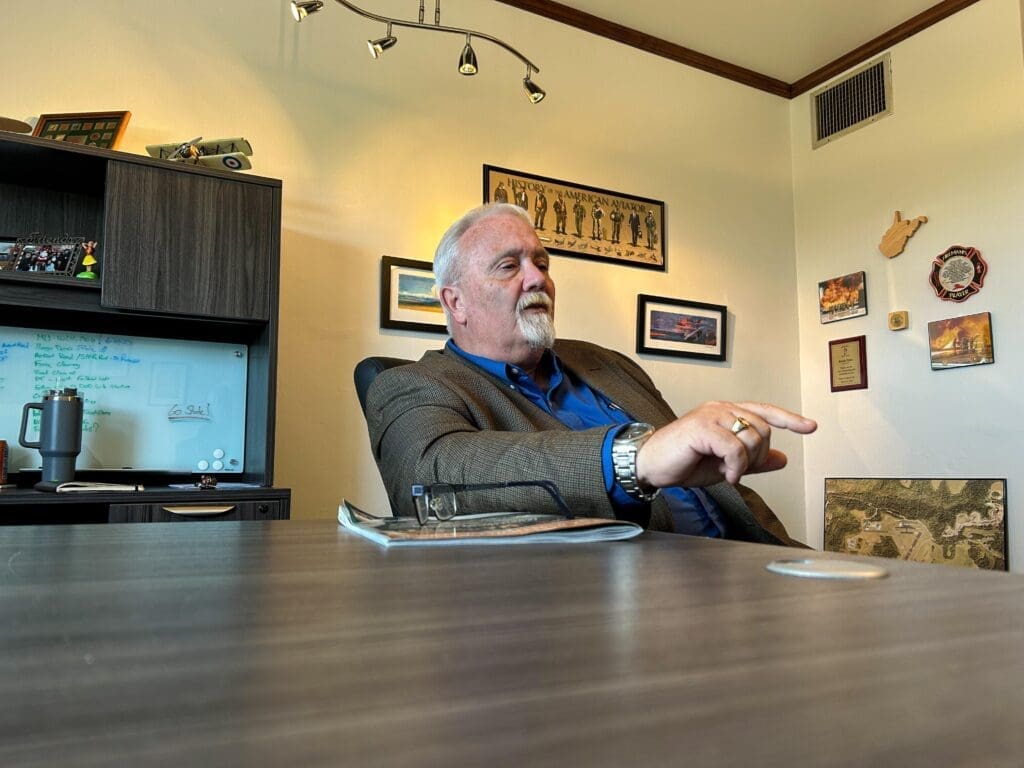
353, 356, 413, 417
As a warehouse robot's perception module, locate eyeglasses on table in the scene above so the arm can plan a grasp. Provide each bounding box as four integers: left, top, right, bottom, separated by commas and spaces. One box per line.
410, 480, 573, 525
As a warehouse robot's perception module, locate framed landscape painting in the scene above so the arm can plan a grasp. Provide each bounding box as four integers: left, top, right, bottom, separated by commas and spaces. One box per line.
380, 256, 447, 335
824, 477, 1006, 570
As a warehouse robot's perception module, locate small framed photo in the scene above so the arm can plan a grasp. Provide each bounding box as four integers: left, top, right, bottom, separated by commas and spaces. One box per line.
818, 270, 867, 323
828, 335, 868, 392
636, 294, 726, 361
32, 110, 131, 149
380, 256, 447, 335
0, 236, 18, 271
927, 311, 994, 370
9, 235, 86, 276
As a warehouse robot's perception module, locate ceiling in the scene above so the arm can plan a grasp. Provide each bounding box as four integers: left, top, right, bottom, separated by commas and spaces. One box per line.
499, 0, 977, 95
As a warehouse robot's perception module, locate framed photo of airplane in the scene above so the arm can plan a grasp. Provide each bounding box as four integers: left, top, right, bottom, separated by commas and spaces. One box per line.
380, 256, 447, 335
483, 165, 666, 271
636, 294, 726, 361
32, 110, 131, 149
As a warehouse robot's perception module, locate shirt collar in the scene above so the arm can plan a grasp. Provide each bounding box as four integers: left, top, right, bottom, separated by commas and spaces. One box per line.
447, 339, 564, 392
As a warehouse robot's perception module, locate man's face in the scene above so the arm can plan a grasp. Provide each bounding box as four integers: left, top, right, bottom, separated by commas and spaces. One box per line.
442, 212, 556, 365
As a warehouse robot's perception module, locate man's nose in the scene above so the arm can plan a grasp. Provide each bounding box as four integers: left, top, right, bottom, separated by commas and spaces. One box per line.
522, 260, 548, 291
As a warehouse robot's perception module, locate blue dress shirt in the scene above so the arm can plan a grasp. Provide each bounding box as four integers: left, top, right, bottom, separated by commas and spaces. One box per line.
447, 341, 725, 537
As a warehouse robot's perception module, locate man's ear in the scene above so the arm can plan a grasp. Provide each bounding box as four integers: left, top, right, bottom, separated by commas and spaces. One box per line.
439, 285, 467, 325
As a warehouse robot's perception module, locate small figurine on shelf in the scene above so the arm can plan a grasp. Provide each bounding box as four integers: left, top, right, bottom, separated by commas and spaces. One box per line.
77, 241, 98, 279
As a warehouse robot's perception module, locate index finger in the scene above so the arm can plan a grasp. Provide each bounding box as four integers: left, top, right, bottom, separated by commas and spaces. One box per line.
736, 402, 817, 434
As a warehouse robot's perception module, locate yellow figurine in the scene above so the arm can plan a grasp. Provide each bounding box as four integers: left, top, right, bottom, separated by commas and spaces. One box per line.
77, 241, 98, 279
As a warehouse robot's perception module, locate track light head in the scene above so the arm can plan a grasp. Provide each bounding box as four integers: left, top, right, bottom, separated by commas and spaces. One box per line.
290, 0, 324, 22
368, 22, 397, 59
522, 76, 545, 104
458, 35, 478, 75
368, 35, 397, 58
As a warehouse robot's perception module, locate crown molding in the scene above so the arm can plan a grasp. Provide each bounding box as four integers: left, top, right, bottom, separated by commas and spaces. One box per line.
495, 0, 983, 100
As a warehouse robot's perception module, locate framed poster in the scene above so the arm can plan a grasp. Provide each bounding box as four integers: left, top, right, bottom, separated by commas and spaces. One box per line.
818, 270, 867, 323
828, 335, 867, 392
636, 294, 726, 361
824, 478, 1007, 570
927, 311, 993, 370
31, 110, 131, 149
483, 164, 666, 271
380, 256, 447, 335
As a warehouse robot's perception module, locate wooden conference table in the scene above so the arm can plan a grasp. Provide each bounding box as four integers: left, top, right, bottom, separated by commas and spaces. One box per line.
1, 520, 1022, 767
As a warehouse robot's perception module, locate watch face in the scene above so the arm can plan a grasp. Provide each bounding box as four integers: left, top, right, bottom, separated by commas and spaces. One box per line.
620, 423, 653, 441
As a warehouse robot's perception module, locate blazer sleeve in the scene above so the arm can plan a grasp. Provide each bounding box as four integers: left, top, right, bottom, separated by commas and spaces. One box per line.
365, 358, 620, 520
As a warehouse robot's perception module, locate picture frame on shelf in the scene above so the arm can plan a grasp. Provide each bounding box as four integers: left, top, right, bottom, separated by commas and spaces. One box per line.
0, 236, 17, 271
9, 235, 86, 277
31, 110, 131, 149
828, 335, 867, 392
380, 256, 448, 335
636, 294, 727, 361
483, 164, 666, 271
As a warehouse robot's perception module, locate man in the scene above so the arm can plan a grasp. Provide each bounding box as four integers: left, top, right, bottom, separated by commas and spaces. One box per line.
629, 209, 641, 247
365, 204, 816, 545
534, 190, 548, 230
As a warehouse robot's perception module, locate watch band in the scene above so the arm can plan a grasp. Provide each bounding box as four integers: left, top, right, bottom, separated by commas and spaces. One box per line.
611, 422, 661, 502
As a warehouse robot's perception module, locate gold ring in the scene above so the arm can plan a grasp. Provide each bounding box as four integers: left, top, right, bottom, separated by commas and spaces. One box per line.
730, 417, 752, 435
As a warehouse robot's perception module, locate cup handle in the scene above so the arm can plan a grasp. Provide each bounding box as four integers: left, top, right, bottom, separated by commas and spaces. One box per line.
19, 403, 42, 449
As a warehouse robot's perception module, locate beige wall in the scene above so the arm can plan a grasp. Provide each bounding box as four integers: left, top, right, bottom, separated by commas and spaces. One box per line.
791, 0, 1024, 567
3, 0, 806, 533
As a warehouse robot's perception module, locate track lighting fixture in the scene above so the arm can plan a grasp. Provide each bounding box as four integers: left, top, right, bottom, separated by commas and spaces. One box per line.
522, 71, 546, 104
291, 0, 545, 103
368, 23, 397, 59
458, 35, 477, 76
290, 0, 324, 22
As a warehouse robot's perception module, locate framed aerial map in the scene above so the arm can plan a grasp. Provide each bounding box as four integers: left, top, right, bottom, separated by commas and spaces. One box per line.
824, 478, 1007, 570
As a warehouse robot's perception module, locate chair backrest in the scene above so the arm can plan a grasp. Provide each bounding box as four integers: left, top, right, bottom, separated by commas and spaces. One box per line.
353, 356, 413, 416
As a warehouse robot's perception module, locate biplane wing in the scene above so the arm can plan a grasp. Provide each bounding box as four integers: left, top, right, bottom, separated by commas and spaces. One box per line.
191, 137, 252, 157
196, 152, 252, 171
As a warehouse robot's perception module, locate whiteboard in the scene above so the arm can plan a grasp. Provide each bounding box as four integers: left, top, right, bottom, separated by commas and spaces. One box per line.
1, 327, 247, 473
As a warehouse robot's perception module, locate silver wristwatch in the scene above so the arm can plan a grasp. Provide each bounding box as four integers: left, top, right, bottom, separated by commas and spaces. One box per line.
611, 422, 661, 502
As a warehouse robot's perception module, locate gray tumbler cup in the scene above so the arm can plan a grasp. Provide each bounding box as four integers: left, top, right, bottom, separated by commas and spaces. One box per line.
19, 388, 84, 483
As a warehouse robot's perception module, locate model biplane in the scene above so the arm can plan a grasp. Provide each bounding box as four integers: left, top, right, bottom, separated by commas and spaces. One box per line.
145, 137, 253, 171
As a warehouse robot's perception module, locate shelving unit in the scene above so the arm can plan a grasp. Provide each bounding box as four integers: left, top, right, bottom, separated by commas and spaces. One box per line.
0, 133, 289, 522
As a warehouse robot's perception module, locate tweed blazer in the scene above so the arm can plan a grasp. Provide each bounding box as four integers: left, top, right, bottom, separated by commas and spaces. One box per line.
365, 339, 803, 546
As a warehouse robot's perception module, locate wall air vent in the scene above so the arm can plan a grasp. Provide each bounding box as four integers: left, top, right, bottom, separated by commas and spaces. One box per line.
811, 53, 892, 148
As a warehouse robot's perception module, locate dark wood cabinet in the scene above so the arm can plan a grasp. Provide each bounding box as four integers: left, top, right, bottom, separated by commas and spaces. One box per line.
103, 161, 278, 320
0, 133, 289, 522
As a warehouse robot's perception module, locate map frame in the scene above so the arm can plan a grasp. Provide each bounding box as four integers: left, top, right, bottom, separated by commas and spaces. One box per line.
824, 477, 1007, 571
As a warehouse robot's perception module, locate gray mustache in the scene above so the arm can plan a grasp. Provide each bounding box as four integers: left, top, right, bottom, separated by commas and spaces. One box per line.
517, 293, 553, 313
